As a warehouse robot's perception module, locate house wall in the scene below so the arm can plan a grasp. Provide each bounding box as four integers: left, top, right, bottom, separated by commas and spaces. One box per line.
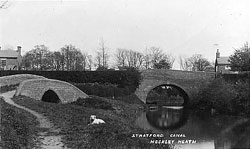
0, 46, 22, 70
6, 59, 19, 70
216, 65, 230, 73
0, 57, 21, 70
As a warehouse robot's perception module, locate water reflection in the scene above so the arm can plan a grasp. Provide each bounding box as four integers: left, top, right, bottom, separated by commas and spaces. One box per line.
136, 105, 250, 149
146, 106, 189, 130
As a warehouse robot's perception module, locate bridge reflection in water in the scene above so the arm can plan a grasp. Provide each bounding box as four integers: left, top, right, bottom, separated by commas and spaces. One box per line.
146, 106, 189, 130
135, 105, 250, 149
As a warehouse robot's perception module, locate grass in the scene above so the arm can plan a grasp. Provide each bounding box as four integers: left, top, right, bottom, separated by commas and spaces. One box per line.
0, 97, 38, 149
12, 95, 169, 148
73, 96, 114, 110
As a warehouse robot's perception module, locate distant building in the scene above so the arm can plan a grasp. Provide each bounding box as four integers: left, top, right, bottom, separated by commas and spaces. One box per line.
204, 66, 215, 72
0, 46, 22, 70
215, 49, 230, 73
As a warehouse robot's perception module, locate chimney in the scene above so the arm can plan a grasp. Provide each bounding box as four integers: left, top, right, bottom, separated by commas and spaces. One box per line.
216, 49, 220, 58
17, 46, 22, 55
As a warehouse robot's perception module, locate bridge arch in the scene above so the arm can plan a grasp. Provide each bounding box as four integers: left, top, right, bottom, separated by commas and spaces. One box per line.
15, 78, 89, 103
135, 79, 191, 105
147, 83, 190, 106
41, 89, 61, 103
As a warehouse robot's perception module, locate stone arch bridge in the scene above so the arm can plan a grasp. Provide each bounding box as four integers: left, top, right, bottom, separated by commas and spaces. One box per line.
15, 78, 88, 103
135, 69, 215, 105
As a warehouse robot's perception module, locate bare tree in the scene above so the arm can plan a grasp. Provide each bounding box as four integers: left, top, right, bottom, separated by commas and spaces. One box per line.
0, 0, 9, 9
188, 54, 211, 71
143, 48, 151, 69
135, 51, 144, 69
115, 48, 144, 69
150, 47, 165, 65
81, 52, 93, 70
143, 47, 175, 69
179, 55, 192, 71
87, 55, 93, 70
60, 44, 86, 71
126, 50, 133, 67
95, 39, 109, 69
95, 51, 102, 68
115, 48, 127, 67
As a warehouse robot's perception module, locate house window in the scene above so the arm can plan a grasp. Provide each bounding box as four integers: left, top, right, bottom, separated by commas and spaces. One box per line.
225, 65, 230, 70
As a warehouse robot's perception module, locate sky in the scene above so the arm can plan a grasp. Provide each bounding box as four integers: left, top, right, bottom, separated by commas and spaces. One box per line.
0, 0, 249, 69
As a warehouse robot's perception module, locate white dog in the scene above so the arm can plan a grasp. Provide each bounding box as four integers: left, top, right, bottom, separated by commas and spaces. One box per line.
89, 115, 105, 125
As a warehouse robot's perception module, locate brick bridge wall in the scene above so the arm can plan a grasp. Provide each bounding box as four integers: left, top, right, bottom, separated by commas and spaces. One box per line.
15, 79, 88, 103
135, 69, 215, 104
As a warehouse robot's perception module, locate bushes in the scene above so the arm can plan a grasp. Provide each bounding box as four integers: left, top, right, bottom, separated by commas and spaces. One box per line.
233, 79, 250, 115
222, 72, 250, 81
194, 78, 250, 116
72, 96, 113, 110
0, 70, 142, 90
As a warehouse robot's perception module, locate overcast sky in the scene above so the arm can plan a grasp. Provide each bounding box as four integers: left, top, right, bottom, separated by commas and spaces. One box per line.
0, 0, 249, 69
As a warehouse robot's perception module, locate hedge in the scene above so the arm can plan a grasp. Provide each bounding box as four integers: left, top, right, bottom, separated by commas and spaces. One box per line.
222, 72, 250, 81
0, 70, 142, 89
73, 83, 132, 98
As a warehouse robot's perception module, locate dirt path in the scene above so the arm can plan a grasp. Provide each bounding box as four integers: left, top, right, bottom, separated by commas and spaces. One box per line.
1, 91, 68, 149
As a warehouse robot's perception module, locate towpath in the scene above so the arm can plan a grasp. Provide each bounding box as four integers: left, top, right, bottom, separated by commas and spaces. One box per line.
0, 91, 68, 149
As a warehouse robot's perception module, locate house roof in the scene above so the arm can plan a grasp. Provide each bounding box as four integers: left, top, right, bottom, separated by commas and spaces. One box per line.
0, 50, 19, 58
216, 56, 230, 65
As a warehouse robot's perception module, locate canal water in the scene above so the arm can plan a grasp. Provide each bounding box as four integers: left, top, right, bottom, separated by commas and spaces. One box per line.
135, 106, 250, 149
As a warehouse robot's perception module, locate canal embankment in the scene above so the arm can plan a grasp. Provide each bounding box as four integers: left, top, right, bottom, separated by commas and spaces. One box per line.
11, 93, 165, 148
0, 96, 38, 148
1, 91, 67, 148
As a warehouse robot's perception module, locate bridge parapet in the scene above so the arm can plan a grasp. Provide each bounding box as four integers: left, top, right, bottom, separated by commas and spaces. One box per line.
141, 69, 215, 80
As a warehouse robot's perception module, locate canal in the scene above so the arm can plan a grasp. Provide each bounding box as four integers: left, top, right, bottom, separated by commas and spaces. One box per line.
135, 106, 250, 149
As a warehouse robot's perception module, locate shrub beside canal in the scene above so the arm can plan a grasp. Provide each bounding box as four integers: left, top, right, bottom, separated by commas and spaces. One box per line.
193, 78, 250, 116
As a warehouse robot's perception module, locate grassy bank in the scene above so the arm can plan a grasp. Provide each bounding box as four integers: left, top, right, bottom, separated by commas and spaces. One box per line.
192, 78, 250, 116
0, 98, 38, 149
12, 95, 169, 148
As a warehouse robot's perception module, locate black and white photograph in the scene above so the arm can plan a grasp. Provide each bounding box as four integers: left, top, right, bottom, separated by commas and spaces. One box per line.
0, 0, 250, 148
